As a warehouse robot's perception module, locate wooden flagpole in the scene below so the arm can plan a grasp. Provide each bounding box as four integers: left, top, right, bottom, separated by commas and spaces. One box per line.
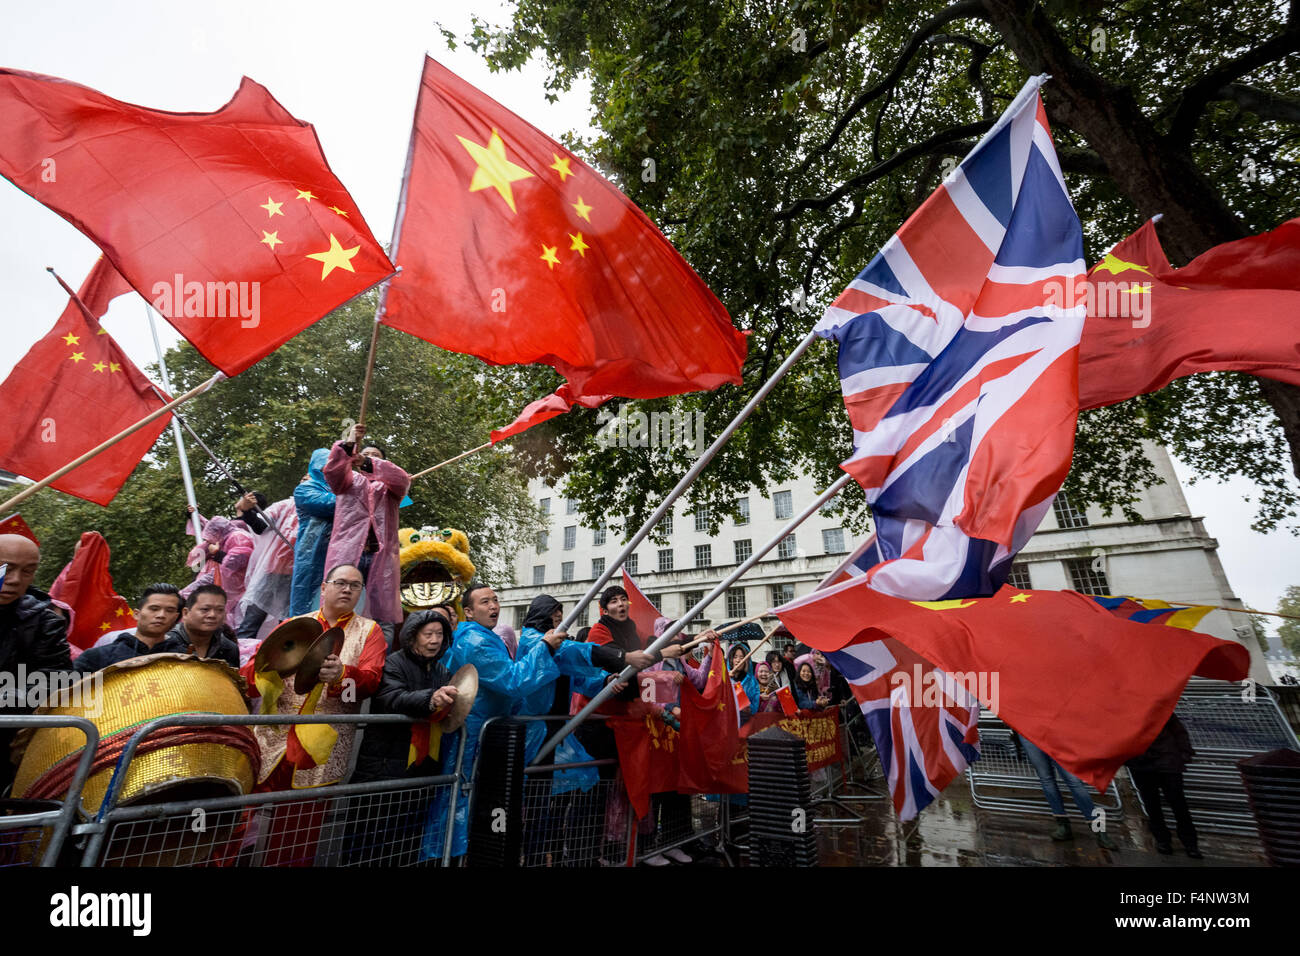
0, 372, 224, 514
409, 441, 494, 481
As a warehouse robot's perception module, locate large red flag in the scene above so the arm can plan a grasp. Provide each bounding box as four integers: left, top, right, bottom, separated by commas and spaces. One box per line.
1078, 217, 1300, 409
775, 580, 1249, 792
0, 69, 394, 376
676, 643, 748, 796
48, 531, 136, 651
0, 258, 170, 504
381, 57, 747, 427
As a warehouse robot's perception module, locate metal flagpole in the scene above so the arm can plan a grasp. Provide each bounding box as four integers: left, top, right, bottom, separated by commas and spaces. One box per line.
532, 470, 851, 764
554, 329, 822, 638
145, 304, 203, 549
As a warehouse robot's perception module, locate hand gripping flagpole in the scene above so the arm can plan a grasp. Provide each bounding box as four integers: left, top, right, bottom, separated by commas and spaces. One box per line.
532, 468, 851, 764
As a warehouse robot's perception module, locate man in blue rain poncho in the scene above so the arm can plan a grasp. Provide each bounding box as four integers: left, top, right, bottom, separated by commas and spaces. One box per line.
289, 448, 336, 615
516, 594, 656, 865
427, 583, 564, 859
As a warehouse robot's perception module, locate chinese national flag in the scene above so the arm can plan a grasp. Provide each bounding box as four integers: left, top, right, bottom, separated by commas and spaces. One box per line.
381, 57, 747, 425
0, 69, 395, 376
1078, 217, 1300, 409
677, 643, 747, 796
0, 514, 38, 544
622, 570, 661, 643
775, 685, 798, 716
48, 531, 136, 651
609, 709, 682, 819
0, 258, 170, 504
775, 581, 1250, 791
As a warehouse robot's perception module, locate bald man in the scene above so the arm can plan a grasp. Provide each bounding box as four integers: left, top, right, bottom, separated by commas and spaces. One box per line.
0, 533, 74, 791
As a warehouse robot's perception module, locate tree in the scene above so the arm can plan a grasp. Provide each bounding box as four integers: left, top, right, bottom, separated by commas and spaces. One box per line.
450, 0, 1300, 535
1279, 585, 1300, 656
23, 294, 546, 602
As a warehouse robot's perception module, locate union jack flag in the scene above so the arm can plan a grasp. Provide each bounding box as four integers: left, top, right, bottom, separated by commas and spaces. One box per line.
788, 77, 1086, 818
816, 75, 1085, 601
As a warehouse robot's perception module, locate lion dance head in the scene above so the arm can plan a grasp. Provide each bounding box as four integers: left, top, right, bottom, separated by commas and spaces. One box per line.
398, 526, 475, 617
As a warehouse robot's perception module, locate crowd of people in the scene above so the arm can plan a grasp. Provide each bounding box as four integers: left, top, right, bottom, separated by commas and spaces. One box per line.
0, 423, 1211, 864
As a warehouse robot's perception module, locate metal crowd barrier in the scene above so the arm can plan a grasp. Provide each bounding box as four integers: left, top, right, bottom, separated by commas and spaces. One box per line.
1125, 678, 1300, 835
55, 713, 466, 867
966, 713, 1124, 819
0, 715, 99, 867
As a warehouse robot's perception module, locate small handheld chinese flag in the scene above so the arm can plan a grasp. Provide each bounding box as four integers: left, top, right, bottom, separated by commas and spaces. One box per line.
48, 531, 136, 651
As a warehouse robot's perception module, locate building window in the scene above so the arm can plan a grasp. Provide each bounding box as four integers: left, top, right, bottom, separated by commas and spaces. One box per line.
532, 565, 545, 586
561, 561, 574, 583
694, 544, 712, 568
593, 521, 607, 547
726, 588, 746, 619
777, 533, 797, 560
774, 490, 793, 520
514, 606, 526, 629
536, 531, 549, 553
1006, 562, 1032, 590
657, 513, 674, 537
682, 590, 705, 614
563, 525, 577, 550
771, 583, 795, 607
626, 554, 639, 575
694, 505, 711, 533
1053, 495, 1090, 529
575, 603, 590, 628
658, 549, 674, 573
735, 497, 750, 525
1066, 557, 1110, 596
734, 539, 753, 564
822, 528, 846, 554
566, 498, 577, 515
648, 593, 662, 611
540, 497, 551, 514
591, 557, 606, 579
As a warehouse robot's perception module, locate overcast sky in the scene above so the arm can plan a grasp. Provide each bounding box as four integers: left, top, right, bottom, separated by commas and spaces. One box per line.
2, 0, 1296, 634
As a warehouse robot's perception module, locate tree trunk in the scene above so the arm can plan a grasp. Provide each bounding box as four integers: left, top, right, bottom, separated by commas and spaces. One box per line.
980, 0, 1300, 479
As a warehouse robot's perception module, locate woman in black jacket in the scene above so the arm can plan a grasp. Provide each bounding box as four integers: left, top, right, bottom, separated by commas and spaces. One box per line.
344, 609, 456, 864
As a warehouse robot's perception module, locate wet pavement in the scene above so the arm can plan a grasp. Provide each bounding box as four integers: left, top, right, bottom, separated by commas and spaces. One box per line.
804, 776, 1269, 867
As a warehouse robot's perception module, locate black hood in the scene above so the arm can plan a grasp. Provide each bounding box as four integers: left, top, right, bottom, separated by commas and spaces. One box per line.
522, 594, 562, 634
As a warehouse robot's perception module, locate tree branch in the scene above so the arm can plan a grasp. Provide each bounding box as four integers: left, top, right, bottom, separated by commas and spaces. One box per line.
777, 121, 993, 220
1215, 82, 1300, 125
1168, 20, 1300, 144
798, 0, 990, 175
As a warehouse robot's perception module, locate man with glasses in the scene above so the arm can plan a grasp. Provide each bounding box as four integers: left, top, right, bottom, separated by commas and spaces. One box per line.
232, 563, 388, 865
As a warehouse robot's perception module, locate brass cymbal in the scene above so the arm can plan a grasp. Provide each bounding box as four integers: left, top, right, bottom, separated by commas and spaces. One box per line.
294, 626, 345, 690
254, 617, 323, 677
439, 663, 478, 733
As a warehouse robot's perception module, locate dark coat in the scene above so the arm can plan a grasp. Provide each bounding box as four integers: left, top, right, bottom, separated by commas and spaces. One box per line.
1127, 713, 1196, 774
355, 643, 452, 780
160, 623, 241, 669
0, 587, 74, 790
74, 632, 171, 673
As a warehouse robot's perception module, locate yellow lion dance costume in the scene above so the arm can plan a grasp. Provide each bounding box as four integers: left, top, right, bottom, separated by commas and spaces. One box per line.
398, 526, 475, 618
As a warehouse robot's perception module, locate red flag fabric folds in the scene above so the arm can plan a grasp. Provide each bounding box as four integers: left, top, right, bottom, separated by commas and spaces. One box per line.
0, 514, 38, 544
676, 644, 747, 797
1078, 217, 1300, 409
488, 385, 613, 444
381, 57, 747, 412
775, 580, 1249, 792
621, 570, 661, 643
0, 69, 394, 376
0, 258, 168, 504
48, 531, 136, 651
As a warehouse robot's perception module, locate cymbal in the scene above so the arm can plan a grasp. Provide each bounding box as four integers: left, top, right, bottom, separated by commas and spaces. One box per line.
294, 626, 345, 690
439, 663, 478, 733
254, 617, 322, 677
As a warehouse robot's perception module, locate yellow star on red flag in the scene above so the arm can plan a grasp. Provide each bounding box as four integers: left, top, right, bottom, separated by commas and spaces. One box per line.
457, 129, 534, 213
260, 197, 284, 217
62, 332, 80, 346
540, 244, 560, 269
306, 234, 360, 279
